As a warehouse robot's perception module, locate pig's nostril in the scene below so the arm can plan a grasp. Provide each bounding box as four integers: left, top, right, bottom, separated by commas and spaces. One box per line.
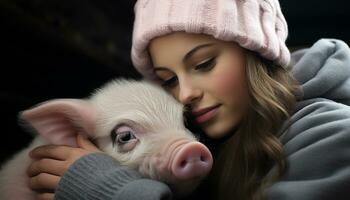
180, 155, 206, 169
180, 160, 187, 168
180, 154, 207, 168
200, 156, 206, 162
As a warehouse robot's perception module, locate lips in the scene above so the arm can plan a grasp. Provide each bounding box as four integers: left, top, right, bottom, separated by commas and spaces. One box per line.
192, 104, 221, 124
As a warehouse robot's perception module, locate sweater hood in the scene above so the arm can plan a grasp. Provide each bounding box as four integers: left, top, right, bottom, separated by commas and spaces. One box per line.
291, 39, 350, 106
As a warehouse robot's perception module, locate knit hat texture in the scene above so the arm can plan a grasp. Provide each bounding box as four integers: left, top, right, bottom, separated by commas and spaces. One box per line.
132, 0, 290, 80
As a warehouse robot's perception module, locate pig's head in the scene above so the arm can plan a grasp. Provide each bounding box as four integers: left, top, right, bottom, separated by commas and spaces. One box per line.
20, 79, 213, 198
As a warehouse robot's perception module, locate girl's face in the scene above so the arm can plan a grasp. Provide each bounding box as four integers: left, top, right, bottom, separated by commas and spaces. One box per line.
149, 32, 250, 139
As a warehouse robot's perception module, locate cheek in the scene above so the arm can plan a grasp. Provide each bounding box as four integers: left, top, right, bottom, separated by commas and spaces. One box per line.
211, 66, 247, 99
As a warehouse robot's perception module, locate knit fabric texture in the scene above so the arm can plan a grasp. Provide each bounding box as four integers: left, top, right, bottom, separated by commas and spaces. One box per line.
131, 0, 290, 80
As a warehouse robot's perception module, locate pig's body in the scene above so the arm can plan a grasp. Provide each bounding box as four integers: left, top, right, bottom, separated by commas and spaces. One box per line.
0, 138, 46, 200
0, 79, 212, 200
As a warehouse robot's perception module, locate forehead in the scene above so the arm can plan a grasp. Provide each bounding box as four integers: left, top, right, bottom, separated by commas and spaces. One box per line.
148, 32, 219, 63
91, 80, 184, 129
150, 32, 217, 47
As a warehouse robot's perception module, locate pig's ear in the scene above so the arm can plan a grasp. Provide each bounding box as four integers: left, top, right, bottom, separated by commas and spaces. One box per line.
19, 99, 97, 147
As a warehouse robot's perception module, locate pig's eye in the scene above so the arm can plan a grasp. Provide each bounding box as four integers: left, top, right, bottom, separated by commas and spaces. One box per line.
111, 125, 138, 152
116, 131, 136, 144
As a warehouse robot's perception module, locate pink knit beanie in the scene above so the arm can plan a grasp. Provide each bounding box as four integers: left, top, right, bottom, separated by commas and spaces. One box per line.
131, 0, 290, 80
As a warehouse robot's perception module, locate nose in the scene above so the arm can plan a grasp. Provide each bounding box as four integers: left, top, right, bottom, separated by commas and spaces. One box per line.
172, 142, 213, 180
178, 79, 202, 105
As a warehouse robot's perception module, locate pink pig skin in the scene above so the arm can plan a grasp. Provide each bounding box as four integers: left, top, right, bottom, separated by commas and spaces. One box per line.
0, 79, 213, 199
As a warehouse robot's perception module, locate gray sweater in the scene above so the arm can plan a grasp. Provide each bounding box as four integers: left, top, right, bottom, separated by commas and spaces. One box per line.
55, 39, 350, 200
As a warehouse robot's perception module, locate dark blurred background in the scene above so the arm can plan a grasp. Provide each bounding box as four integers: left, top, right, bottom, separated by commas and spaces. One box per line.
1, 0, 349, 165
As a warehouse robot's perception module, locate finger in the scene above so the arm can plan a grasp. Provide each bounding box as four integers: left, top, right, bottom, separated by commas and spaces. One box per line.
27, 159, 67, 177
29, 173, 60, 191
37, 193, 55, 200
76, 134, 100, 151
29, 145, 73, 160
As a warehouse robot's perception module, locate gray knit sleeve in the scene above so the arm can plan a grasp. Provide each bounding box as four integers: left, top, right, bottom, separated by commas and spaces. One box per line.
54, 153, 173, 200
267, 99, 350, 200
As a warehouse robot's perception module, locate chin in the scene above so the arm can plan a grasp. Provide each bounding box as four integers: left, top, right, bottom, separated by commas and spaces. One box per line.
202, 118, 240, 139
203, 123, 233, 139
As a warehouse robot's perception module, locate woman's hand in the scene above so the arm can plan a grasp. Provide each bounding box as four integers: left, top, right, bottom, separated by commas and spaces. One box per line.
27, 135, 101, 200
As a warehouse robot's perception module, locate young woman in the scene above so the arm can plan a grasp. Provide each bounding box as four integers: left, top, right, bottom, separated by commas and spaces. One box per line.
27, 0, 350, 199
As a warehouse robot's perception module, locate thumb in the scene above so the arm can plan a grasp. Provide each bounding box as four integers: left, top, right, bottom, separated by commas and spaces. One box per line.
76, 134, 100, 152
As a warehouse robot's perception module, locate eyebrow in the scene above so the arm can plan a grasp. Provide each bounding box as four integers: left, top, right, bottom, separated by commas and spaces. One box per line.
154, 42, 215, 72
183, 43, 215, 62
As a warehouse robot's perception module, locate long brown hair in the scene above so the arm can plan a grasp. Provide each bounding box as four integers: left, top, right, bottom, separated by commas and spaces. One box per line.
202, 50, 300, 200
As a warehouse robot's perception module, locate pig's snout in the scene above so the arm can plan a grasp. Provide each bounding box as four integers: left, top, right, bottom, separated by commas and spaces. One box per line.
172, 142, 212, 180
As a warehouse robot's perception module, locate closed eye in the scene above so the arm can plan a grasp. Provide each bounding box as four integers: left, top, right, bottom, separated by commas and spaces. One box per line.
194, 57, 216, 71
161, 76, 178, 88
160, 57, 216, 88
